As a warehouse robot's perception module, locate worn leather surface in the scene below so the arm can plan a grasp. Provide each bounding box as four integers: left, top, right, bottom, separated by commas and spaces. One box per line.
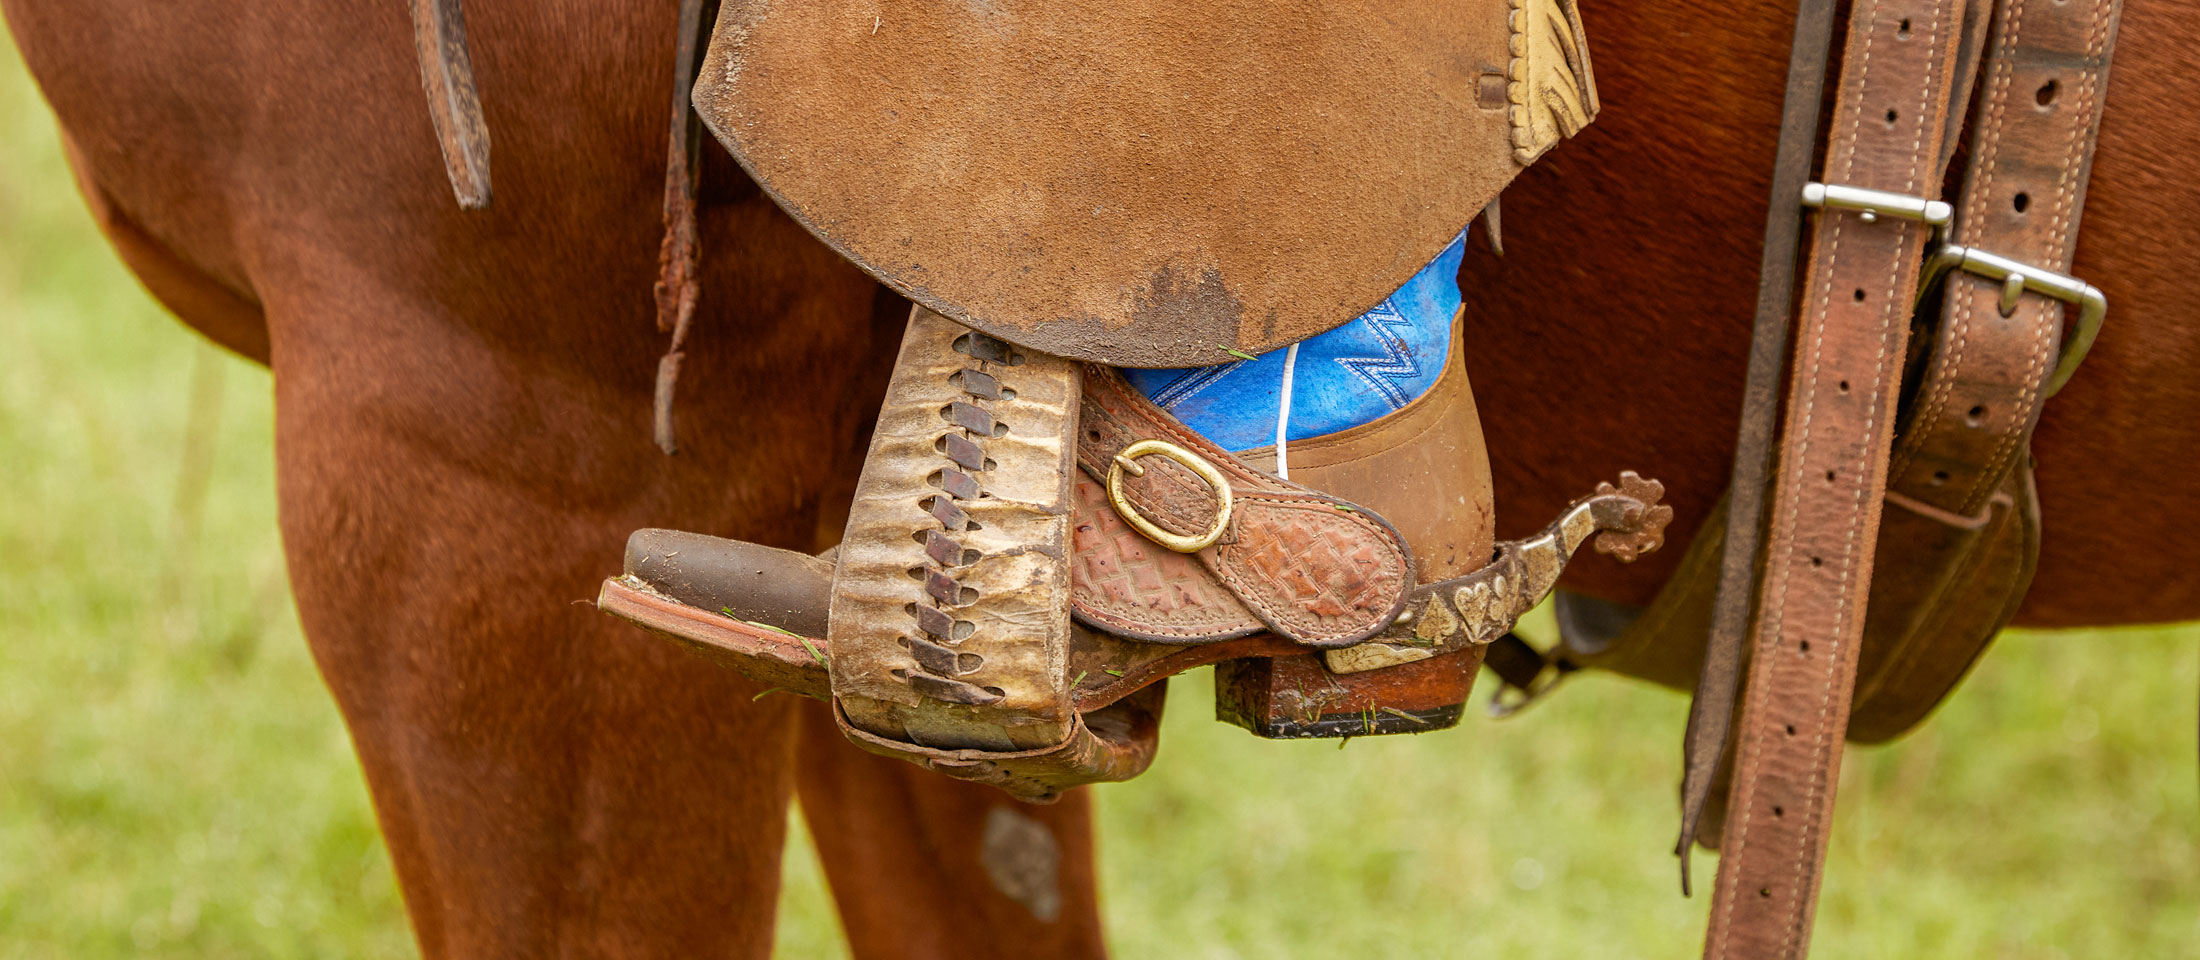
625, 528, 833, 637
1848, 465, 2038, 741
1705, 1, 1975, 955
1708, 0, 2123, 950
598, 573, 832, 699
407, 0, 491, 208
689, 0, 1573, 366
833, 686, 1167, 803
828, 308, 1081, 753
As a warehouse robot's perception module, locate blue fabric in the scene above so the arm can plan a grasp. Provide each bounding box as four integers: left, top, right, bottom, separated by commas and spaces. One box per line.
1122, 229, 1467, 452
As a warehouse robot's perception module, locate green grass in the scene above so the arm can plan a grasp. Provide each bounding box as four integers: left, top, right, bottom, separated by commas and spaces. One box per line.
4, 38, 2196, 958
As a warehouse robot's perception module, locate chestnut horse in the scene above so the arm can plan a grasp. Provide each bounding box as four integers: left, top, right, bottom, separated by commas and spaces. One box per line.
5, 0, 2194, 957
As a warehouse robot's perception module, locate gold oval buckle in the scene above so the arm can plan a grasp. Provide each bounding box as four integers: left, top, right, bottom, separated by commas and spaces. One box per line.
1105, 439, 1234, 553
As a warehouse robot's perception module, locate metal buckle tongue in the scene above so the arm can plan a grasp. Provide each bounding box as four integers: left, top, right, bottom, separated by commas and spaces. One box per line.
1922, 245, 2107, 396
1802, 181, 1954, 233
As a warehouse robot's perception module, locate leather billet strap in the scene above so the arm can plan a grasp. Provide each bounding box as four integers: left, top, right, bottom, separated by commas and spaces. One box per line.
1890, 0, 2126, 517
1704, 0, 1977, 955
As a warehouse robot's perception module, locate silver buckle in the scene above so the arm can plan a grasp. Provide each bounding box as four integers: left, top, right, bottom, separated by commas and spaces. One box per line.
1922, 245, 2107, 396
1802, 182, 1954, 236
1803, 182, 2106, 396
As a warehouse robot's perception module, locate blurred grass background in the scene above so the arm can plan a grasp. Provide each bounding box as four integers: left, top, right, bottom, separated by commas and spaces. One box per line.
3, 37, 2195, 959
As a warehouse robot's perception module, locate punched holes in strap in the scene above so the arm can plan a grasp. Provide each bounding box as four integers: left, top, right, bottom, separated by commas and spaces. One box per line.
1705, 0, 1977, 956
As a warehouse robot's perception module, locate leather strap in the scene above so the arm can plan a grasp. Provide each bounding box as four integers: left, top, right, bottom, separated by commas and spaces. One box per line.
1890, 0, 2125, 514
1678, 0, 1842, 880
649, 0, 723, 454
407, 0, 492, 209
1704, 1, 1975, 955
1074, 368, 1419, 648
1072, 368, 1668, 653
1858, 0, 2125, 739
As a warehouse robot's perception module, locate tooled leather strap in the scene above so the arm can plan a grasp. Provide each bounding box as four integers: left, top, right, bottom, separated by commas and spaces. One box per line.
1704, 1, 1975, 956
1073, 368, 1418, 647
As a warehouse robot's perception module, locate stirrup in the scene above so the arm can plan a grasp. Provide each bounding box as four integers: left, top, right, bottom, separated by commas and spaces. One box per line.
599, 309, 1671, 800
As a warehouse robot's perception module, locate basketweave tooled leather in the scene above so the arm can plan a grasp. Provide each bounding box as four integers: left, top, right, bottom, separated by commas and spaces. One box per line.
1704, 0, 1976, 955
1072, 367, 1418, 647
687, 0, 1598, 367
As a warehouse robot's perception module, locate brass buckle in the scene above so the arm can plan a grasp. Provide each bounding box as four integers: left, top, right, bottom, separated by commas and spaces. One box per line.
1922, 244, 2107, 397
1105, 439, 1233, 553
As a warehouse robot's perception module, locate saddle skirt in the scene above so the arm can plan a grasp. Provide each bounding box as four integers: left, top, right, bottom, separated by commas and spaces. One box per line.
690, 0, 1596, 366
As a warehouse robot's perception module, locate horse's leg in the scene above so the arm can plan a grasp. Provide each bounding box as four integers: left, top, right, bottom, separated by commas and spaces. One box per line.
792, 701, 1108, 959
255, 275, 817, 957
16, 0, 1113, 947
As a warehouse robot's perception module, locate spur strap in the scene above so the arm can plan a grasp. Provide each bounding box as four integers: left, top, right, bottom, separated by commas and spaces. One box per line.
1071, 368, 1418, 647
1703, 0, 1976, 956
1072, 367, 1668, 656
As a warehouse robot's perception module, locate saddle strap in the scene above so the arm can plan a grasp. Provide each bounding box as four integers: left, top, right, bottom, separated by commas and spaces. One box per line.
1889, 0, 2126, 514
407, 0, 492, 209
1704, 0, 1976, 955
649, 0, 724, 454
1858, 0, 2126, 738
